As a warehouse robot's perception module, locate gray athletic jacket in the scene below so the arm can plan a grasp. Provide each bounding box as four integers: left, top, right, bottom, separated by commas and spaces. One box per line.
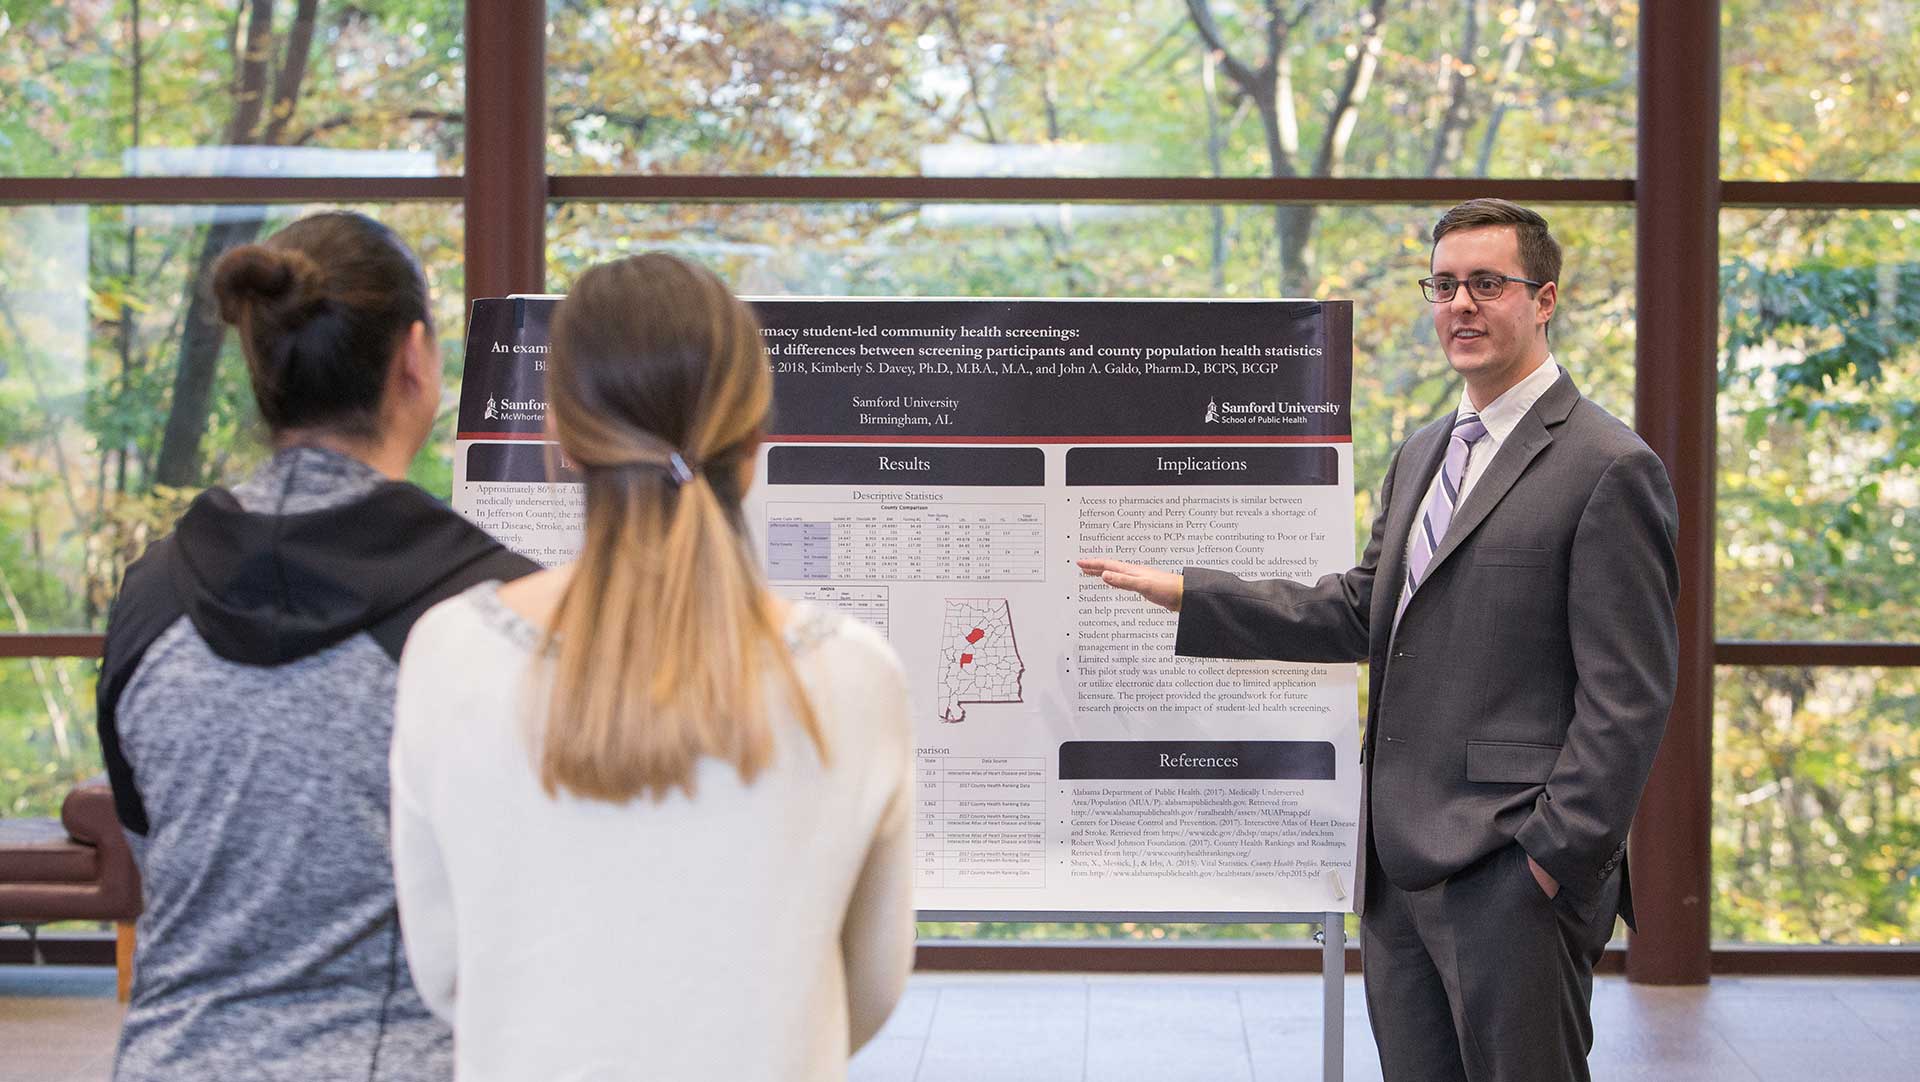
97, 447, 536, 1081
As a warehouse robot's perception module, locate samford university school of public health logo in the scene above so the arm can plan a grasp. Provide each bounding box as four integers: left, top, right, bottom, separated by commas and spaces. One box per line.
1204, 395, 1343, 424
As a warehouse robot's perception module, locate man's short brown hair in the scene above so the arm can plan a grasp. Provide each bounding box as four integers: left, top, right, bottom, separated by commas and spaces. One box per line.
1431, 198, 1562, 289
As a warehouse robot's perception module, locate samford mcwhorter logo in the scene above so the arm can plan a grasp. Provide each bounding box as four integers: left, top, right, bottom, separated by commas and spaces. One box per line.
1206, 395, 1342, 424
486, 396, 547, 424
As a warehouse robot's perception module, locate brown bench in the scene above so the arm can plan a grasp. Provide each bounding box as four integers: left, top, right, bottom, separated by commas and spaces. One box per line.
0, 778, 144, 1000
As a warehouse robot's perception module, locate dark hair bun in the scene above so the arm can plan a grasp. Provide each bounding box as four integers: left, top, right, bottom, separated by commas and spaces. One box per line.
210, 211, 431, 438
211, 243, 326, 327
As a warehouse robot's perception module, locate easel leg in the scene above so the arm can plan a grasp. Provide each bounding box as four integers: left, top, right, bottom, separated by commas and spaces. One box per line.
1322, 913, 1345, 1082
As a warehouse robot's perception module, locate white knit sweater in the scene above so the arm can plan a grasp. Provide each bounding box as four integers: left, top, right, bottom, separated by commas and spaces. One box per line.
390, 585, 915, 1081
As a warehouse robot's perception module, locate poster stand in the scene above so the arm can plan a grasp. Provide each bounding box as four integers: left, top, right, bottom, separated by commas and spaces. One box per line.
917, 909, 1346, 1082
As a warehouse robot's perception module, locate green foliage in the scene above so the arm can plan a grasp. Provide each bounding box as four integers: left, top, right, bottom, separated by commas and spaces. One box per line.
0, 4, 467, 824
1722, 259, 1920, 467
546, 1, 1636, 181
1714, 210, 1920, 943
0, 659, 100, 817
1716, 220, 1920, 644
1712, 667, 1920, 944
1721, 0, 1920, 182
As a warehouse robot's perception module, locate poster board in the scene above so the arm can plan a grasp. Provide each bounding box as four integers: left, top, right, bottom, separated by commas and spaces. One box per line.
454, 295, 1361, 915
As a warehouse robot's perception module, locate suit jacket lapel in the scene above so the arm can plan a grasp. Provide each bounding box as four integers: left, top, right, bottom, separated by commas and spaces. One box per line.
1422, 369, 1580, 581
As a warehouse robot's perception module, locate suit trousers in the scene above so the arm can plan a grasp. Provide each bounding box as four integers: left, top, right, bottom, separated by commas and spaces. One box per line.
1361, 841, 1621, 1082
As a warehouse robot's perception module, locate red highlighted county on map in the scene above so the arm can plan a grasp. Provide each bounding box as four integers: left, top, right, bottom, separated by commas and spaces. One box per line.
938, 599, 1025, 724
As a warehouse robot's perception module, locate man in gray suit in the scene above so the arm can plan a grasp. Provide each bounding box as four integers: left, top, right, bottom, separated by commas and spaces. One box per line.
1080, 199, 1679, 1082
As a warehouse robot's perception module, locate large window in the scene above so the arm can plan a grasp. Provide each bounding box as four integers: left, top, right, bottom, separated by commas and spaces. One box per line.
0, 203, 465, 642
543, 0, 1642, 951
1717, 210, 1920, 643
546, 1, 1636, 180
549, 199, 1634, 529
1713, 208, 1920, 944
1721, 0, 1920, 182
1714, 666, 1920, 944
0, 1, 466, 822
0, 3, 465, 177
4, 1, 1917, 970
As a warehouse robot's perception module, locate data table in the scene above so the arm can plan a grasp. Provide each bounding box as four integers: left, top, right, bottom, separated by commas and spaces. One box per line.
766, 502, 1046, 582
783, 584, 891, 638
913, 754, 1049, 890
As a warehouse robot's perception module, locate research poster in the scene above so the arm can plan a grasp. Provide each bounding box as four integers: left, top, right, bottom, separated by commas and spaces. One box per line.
456, 296, 1361, 915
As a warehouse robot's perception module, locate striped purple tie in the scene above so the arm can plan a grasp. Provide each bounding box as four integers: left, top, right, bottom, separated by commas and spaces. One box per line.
1398, 413, 1490, 622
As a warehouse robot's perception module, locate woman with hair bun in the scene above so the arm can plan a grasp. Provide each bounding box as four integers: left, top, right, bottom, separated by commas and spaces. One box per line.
390, 253, 915, 1080
97, 211, 536, 1080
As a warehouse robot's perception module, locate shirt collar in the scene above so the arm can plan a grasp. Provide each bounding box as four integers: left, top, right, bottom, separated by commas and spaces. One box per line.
1456, 355, 1559, 444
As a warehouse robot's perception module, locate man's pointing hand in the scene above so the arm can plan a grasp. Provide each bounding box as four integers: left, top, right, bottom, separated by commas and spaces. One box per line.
1076, 558, 1184, 612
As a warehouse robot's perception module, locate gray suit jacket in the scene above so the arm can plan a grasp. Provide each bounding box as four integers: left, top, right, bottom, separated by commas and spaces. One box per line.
1174, 370, 1679, 923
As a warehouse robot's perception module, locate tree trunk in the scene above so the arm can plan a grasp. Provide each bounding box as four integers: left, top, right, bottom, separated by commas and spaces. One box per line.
1473, 0, 1539, 176
152, 0, 279, 487
1426, 0, 1482, 176
153, 216, 270, 488
1185, 0, 1387, 296
1201, 46, 1227, 291
1275, 204, 1317, 296
152, 0, 319, 489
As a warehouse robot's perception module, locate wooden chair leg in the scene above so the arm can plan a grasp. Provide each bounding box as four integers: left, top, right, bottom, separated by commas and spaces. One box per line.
115, 921, 136, 1003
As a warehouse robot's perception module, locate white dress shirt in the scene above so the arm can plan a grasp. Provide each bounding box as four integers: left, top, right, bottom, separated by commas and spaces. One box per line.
1398, 357, 1561, 604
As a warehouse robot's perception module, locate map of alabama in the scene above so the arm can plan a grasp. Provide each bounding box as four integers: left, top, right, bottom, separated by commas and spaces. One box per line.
937, 599, 1025, 724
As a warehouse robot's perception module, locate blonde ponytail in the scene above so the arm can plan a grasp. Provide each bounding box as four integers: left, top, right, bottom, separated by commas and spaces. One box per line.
536, 255, 823, 803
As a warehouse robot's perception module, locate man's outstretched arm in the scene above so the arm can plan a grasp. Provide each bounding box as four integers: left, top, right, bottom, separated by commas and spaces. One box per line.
1078, 442, 1405, 665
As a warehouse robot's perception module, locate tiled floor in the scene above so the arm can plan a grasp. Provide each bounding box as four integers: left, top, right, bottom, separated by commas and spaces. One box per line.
3, 966, 1915, 1081
0, 968, 123, 1082
852, 973, 1920, 1082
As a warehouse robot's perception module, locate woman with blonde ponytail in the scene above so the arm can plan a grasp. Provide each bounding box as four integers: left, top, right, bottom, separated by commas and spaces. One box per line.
390, 254, 915, 1080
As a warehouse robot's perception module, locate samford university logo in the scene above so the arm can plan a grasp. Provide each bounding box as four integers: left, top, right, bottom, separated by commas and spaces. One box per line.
487, 396, 550, 423
1204, 397, 1220, 423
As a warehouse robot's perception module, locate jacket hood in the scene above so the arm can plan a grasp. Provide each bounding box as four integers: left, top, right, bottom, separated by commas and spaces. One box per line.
168, 483, 517, 666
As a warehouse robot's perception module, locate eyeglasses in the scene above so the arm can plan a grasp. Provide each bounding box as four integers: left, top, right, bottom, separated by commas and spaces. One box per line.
1418, 274, 1545, 303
